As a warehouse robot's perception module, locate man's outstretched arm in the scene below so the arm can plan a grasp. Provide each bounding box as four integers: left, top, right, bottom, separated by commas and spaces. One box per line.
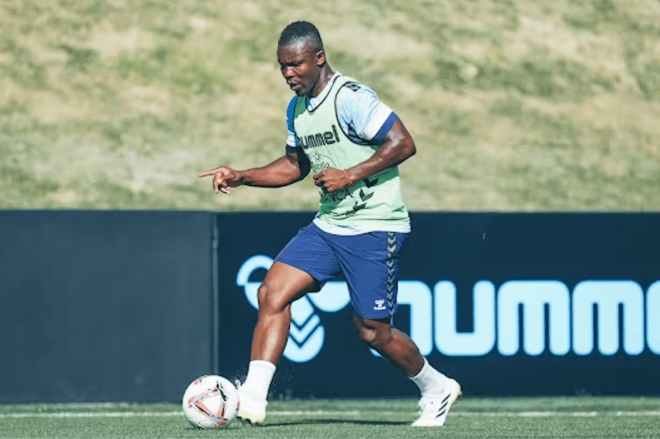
199, 152, 309, 194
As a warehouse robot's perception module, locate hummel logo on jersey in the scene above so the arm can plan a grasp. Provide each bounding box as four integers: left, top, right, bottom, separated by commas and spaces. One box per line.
359, 189, 374, 202
374, 299, 386, 310
298, 125, 340, 149
364, 177, 378, 188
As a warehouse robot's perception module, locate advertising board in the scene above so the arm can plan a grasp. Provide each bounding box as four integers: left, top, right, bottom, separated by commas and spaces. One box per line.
217, 213, 660, 397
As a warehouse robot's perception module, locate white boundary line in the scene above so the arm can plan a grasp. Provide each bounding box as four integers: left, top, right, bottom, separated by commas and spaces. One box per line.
1, 410, 660, 419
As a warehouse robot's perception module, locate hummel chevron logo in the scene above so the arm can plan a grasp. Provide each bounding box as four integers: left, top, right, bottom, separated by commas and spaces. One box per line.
337, 189, 375, 217
359, 189, 374, 202
387, 233, 396, 253
239, 255, 353, 363
339, 202, 367, 216
364, 177, 378, 188
289, 314, 321, 346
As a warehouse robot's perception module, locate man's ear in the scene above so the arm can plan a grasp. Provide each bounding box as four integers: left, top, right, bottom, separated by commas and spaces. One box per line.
316, 50, 326, 67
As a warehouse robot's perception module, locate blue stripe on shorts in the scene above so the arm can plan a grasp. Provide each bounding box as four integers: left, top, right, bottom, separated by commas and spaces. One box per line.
274, 223, 409, 320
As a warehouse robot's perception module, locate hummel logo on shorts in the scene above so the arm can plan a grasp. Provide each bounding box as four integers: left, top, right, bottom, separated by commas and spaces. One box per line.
374, 299, 386, 310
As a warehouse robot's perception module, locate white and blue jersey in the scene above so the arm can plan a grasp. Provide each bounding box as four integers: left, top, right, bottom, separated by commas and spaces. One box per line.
286, 72, 398, 152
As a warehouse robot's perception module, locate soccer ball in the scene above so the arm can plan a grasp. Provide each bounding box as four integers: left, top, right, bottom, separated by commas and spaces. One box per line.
182, 375, 239, 429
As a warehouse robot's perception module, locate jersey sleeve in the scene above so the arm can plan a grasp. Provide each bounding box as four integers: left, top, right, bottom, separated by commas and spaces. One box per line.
336, 84, 399, 146
285, 96, 298, 154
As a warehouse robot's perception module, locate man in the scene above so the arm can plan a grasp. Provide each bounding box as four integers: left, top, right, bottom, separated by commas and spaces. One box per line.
199, 21, 461, 427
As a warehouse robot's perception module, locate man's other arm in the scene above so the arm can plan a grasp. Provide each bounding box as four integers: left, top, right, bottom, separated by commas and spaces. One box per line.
313, 119, 416, 193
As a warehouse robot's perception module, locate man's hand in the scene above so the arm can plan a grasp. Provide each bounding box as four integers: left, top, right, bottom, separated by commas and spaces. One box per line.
199, 166, 243, 194
313, 168, 354, 193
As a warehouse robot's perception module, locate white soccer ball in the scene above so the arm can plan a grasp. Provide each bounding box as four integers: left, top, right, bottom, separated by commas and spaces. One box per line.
182, 375, 239, 429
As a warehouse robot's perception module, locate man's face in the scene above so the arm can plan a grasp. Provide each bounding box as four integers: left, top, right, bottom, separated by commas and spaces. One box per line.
277, 41, 324, 96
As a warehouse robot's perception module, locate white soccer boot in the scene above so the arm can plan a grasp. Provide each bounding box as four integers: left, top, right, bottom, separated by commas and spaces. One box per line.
236, 386, 267, 425
412, 379, 462, 427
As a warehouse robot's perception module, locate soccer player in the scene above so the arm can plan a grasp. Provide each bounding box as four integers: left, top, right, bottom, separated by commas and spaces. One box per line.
199, 21, 461, 427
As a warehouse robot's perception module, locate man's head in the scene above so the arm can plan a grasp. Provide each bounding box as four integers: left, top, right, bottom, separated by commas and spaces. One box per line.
277, 21, 327, 97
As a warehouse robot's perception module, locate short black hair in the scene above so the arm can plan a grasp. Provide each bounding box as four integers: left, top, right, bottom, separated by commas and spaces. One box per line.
278, 21, 324, 52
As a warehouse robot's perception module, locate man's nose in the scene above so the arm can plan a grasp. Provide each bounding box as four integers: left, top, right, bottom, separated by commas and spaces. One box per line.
282, 66, 294, 79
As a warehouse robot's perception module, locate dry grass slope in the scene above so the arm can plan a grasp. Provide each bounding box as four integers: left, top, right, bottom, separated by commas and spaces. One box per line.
1, 0, 659, 210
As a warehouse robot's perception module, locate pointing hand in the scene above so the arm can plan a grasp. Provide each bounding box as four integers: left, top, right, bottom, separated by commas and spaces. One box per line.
199, 167, 243, 194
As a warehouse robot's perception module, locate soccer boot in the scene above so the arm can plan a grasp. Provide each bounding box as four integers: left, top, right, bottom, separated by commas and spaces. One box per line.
236, 387, 267, 425
412, 378, 462, 427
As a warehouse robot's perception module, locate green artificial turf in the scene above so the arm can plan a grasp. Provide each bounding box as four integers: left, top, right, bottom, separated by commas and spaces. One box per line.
2, 397, 659, 438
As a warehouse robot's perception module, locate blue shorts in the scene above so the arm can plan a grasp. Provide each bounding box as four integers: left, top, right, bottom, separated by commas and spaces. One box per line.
275, 223, 409, 320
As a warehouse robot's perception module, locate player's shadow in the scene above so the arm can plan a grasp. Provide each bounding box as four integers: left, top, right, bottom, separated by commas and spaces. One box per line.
258, 419, 409, 427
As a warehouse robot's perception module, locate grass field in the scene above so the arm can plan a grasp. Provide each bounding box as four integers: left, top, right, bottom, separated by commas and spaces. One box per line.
2, 398, 660, 439
1, 0, 659, 211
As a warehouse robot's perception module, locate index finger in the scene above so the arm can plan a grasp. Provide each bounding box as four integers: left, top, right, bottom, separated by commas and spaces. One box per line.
200, 167, 228, 178
199, 170, 217, 178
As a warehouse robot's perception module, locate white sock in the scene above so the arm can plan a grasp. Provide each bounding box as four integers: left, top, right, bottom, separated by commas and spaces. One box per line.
409, 358, 449, 397
239, 360, 276, 402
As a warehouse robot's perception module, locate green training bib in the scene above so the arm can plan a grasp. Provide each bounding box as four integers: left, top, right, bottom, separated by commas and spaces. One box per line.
293, 75, 409, 228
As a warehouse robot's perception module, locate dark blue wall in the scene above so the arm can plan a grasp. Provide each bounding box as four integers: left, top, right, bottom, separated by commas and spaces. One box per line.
1, 211, 659, 402
0, 211, 215, 403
